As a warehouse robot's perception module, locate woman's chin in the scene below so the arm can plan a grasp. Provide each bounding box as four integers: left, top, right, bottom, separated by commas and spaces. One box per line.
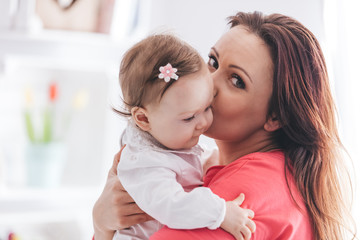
203, 127, 215, 138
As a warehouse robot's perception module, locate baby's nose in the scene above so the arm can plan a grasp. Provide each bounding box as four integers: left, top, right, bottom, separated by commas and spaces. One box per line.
196, 115, 209, 130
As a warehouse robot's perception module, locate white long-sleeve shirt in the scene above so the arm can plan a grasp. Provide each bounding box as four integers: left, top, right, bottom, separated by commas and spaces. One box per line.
113, 122, 225, 240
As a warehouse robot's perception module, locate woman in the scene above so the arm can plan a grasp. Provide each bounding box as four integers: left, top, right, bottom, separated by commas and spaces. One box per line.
93, 11, 356, 240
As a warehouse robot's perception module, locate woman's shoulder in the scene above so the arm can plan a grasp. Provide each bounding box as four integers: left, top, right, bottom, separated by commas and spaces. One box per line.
233, 150, 284, 164
207, 149, 312, 239
205, 150, 285, 184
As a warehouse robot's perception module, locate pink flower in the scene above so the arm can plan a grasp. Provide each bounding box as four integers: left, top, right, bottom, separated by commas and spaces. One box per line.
158, 63, 178, 82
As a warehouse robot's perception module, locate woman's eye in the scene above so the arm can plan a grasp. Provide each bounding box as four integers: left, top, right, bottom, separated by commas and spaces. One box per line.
231, 74, 245, 89
183, 116, 195, 122
207, 55, 218, 69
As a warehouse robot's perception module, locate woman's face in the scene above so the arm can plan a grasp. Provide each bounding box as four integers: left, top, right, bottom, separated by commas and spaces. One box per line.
205, 25, 274, 145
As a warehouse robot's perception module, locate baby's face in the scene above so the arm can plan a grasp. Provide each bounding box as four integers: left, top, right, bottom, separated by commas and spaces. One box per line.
146, 65, 213, 150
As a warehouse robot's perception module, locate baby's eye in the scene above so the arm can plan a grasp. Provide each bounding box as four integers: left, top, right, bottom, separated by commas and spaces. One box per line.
231, 74, 245, 89
183, 116, 195, 122
205, 105, 212, 112
207, 55, 218, 69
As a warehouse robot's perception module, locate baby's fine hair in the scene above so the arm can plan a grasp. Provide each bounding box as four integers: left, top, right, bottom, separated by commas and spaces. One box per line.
116, 34, 203, 116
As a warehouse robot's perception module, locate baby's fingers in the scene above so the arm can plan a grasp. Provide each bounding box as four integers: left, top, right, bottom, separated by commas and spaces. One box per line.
245, 209, 255, 219
232, 231, 244, 240
246, 218, 256, 233
240, 225, 252, 240
232, 193, 245, 206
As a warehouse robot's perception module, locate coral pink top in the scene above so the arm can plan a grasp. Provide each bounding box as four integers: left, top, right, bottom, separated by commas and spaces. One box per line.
150, 150, 313, 239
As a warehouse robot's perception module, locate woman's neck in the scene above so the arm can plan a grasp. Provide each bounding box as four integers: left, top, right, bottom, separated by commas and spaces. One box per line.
215, 138, 279, 165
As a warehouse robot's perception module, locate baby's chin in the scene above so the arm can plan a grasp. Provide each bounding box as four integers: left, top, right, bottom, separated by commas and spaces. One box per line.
184, 136, 202, 149
187, 137, 200, 149
165, 139, 199, 150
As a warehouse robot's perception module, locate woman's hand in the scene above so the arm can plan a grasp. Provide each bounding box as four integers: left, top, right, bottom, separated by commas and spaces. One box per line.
92, 146, 153, 240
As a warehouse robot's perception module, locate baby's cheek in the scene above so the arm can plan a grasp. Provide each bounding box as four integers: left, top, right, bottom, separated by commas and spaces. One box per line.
171, 126, 188, 141
209, 113, 214, 126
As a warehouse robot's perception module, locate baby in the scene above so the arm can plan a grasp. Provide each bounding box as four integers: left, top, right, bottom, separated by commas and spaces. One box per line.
113, 34, 255, 240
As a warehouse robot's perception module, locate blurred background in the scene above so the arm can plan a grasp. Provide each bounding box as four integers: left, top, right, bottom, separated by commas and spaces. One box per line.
0, 0, 358, 239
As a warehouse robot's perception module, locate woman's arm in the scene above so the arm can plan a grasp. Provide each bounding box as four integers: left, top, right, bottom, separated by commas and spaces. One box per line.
92, 148, 153, 240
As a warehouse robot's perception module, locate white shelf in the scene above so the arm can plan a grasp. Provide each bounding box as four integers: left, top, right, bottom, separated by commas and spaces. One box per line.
0, 29, 114, 44
0, 28, 126, 240
0, 186, 103, 239
0, 29, 139, 73
0, 186, 102, 225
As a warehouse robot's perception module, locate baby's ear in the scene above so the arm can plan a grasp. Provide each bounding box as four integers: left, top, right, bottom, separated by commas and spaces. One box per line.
131, 107, 151, 131
264, 113, 281, 132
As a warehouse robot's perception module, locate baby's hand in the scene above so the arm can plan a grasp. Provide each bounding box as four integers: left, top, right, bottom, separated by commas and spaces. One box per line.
220, 193, 256, 240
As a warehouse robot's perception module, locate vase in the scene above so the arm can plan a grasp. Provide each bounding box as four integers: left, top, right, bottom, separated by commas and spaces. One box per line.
25, 142, 67, 188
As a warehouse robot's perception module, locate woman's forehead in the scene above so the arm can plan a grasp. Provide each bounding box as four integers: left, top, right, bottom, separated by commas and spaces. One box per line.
215, 26, 265, 55
211, 26, 273, 91
217, 27, 272, 75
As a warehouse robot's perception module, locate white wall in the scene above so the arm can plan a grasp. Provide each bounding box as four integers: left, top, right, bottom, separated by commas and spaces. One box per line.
323, 0, 360, 230
145, 0, 325, 58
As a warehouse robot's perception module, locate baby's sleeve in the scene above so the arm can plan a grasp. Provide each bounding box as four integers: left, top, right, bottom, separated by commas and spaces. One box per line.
117, 150, 226, 230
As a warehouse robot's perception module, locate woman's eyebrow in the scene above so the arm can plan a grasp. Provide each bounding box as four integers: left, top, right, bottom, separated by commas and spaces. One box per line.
211, 47, 219, 58
229, 64, 253, 83
212, 46, 253, 83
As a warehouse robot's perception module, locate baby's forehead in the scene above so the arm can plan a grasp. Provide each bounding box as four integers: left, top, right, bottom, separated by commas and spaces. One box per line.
159, 74, 213, 111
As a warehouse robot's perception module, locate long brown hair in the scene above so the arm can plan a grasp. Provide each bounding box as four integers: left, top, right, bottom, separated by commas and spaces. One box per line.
228, 11, 356, 239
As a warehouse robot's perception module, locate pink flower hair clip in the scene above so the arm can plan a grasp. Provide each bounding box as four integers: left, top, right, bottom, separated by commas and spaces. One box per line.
158, 63, 179, 82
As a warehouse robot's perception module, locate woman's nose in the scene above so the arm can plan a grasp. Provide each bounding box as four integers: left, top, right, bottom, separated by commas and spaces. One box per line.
211, 72, 219, 99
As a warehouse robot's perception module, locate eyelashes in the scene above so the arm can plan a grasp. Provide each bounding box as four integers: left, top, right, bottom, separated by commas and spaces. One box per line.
183, 116, 195, 122
231, 74, 245, 89
208, 54, 218, 69
182, 105, 212, 123
207, 53, 246, 90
